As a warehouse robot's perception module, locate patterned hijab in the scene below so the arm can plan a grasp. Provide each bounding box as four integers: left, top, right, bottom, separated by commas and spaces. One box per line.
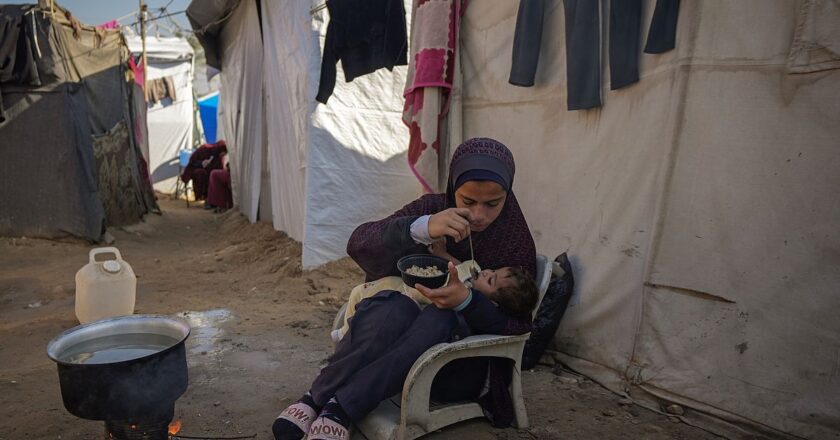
444, 138, 536, 276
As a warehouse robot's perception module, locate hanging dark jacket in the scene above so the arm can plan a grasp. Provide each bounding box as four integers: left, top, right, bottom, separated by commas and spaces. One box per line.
315, 0, 408, 104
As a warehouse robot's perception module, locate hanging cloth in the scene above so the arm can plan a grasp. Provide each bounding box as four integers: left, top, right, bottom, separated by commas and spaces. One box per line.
644, 0, 681, 54
402, 0, 466, 192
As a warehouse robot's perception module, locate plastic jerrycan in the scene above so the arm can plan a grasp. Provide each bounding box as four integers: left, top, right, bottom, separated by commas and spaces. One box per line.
75, 247, 137, 324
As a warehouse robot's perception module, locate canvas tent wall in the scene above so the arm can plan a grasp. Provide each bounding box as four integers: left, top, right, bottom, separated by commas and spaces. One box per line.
126, 35, 195, 193
187, 0, 417, 268
0, 3, 158, 241
453, 1, 839, 439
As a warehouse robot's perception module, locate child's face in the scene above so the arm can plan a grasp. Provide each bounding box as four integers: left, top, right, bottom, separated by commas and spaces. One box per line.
471, 267, 516, 296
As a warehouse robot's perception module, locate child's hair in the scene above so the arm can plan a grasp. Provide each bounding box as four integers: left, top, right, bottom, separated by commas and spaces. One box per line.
487, 266, 539, 320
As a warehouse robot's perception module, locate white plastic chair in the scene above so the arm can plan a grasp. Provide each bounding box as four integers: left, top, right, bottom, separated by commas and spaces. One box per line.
331, 254, 553, 440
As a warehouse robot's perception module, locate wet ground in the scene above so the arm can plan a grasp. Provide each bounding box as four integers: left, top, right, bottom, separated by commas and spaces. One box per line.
0, 199, 722, 440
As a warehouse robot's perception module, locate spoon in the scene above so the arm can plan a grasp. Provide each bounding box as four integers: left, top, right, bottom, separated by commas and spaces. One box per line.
468, 233, 479, 279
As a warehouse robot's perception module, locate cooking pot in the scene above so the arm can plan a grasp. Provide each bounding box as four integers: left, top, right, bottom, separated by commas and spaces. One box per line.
46, 315, 190, 421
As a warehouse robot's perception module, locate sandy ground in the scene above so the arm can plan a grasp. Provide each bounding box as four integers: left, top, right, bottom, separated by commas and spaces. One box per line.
0, 199, 722, 440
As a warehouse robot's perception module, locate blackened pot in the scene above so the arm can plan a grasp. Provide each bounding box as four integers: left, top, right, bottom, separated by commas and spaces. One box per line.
46, 315, 190, 421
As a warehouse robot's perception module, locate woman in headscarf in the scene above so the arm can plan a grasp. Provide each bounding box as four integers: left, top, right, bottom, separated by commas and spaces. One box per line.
180, 140, 226, 202
272, 138, 537, 440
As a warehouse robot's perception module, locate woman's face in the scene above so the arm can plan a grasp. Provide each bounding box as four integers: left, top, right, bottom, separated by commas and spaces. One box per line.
454, 180, 507, 232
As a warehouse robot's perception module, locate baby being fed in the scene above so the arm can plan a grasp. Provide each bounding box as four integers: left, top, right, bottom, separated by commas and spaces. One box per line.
332, 262, 539, 342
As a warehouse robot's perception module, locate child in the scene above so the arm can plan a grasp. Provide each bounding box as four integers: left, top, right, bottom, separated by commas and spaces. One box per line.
331, 259, 477, 342
332, 261, 538, 342
470, 266, 539, 321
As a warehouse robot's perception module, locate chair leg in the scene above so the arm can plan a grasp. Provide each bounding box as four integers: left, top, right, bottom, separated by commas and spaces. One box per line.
510, 360, 529, 429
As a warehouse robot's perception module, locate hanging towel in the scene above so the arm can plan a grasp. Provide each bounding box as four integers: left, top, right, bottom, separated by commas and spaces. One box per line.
402, 0, 466, 192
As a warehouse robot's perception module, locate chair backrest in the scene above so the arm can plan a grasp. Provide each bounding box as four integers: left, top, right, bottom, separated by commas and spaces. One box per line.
531, 254, 552, 320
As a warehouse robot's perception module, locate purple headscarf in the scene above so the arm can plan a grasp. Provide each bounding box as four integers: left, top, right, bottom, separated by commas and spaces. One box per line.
347, 137, 536, 279
443, 138, 536, 276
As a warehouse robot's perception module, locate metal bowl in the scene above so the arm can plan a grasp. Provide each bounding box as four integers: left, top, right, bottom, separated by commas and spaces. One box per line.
46, 315, 191, 421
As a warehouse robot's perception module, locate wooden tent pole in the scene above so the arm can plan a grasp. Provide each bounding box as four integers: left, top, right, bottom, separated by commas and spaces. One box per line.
139, 0, 148, 90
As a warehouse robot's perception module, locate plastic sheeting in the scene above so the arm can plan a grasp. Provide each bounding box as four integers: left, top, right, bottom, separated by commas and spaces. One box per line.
259, 0, 310, 241
260, 0, 418, 267
217, 0, 263, 223
200, 0, 416, 264
457, 1, 840, 438
126, 36, 195, 193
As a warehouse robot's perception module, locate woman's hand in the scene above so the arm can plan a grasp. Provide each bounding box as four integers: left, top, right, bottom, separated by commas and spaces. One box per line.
415, 262, 470, 309
428, 208, 471, 242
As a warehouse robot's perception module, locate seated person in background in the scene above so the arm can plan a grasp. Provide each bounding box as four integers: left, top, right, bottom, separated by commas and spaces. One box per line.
206, 162, 233, 213
181, 140, 226, 202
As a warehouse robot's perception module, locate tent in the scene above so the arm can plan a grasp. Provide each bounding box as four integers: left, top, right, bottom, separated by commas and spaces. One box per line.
448, 1, 839, 439
187, 0, 418, 268
198, 92, 219, 144
191, 0, 839, 438
125, 34, 195, 193
0, 3, 158, 241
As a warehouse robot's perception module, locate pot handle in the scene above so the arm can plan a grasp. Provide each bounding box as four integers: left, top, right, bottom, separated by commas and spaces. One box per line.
89, 247, 123, 264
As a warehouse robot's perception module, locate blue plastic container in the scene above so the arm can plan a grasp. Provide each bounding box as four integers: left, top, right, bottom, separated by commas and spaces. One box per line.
198, 93, 219, 144
179, 150, 193, 168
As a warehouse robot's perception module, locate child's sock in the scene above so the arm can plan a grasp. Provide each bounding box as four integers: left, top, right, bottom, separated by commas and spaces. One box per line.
320, 397, 351, 429
272, 392, 321, 440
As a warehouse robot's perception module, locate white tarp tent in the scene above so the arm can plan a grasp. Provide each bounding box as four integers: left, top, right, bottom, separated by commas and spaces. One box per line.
187, 0, 840, 438
191, 0, 417, 268
454, 1, 840, 439
125, 34, 195, 193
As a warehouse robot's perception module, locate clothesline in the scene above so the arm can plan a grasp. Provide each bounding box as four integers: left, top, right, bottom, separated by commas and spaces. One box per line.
310, 3, 327, 15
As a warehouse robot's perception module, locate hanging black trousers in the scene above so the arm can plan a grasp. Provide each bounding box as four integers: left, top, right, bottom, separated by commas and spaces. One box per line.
644, 0, 681, 54
509, 0, 546, 87
563, 0, 601, 110
609, 0, 643, 89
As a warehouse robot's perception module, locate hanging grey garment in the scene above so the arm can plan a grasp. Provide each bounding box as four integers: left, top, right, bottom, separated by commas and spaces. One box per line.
609, 0, 643, 89
563, 0, 601, 110
644, 0, 680, 54
509, 0, 642, 93
509, 0, 546, 87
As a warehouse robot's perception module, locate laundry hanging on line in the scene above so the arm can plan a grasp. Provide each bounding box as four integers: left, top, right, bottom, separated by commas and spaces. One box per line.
508, 0, 682, 110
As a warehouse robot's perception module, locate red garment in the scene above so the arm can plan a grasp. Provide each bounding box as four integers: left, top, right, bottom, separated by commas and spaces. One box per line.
207, 169, 232, 209
181, 141, 227, 200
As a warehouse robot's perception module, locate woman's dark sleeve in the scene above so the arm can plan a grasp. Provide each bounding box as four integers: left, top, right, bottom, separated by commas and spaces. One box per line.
461, 291, 532, 336
346, 195, 439, 281
187, 148, 208, 168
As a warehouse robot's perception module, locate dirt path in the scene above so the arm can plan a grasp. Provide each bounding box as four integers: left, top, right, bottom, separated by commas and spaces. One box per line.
0, 199, 720, 440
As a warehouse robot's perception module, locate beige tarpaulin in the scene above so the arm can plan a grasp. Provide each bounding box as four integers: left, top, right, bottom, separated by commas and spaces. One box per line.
457, 1, 839, 438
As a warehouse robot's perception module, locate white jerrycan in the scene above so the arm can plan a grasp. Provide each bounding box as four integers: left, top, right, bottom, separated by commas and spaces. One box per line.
75, 247, 137, 324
